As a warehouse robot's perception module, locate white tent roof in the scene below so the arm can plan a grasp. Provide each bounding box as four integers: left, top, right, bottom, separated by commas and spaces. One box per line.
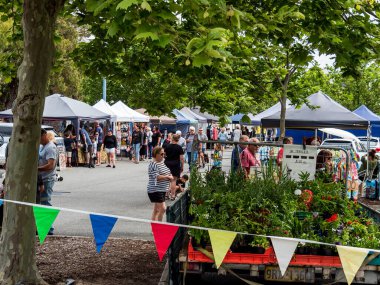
111, 101, 149, 122
180, 107, 207, 123
93, 99, 117, 120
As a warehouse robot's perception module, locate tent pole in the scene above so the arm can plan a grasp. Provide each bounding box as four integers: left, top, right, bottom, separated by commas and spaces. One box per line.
315, 128, 317, 142
366, 125, 371, 178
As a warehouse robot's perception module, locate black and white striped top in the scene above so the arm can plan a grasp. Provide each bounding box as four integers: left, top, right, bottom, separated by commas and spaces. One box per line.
147, 161, 171, 193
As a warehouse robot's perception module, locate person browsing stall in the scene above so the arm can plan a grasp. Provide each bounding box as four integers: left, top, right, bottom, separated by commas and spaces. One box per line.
240, 137, 261, 178
164, 134, 185, 200
147, 147, 173, 221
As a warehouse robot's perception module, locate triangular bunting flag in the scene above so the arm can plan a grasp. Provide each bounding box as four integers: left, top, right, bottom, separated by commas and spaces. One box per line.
89, 214, 118, 253
208, 229, 237, 269
271, 237, 298, 276
337, 245, 369, 285
33, 206, 60, 244
151, 223, 179, 261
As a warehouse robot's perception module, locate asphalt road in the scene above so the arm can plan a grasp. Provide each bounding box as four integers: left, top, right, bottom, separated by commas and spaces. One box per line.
52, 148, 233, 241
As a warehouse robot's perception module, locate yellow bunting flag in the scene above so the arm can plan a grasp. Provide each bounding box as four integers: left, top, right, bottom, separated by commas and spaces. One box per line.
336, 245, 369, 285
208, 229, 236, 269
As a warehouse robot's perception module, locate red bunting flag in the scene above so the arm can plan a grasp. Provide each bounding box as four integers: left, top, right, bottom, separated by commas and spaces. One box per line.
151, 222, 179, 261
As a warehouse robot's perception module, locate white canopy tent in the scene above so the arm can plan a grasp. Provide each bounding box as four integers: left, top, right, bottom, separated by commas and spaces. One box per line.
93, 99, 117, 122
111, 101, 149, 122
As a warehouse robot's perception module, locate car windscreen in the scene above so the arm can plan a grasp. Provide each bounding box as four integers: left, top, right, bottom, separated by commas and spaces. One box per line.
0, 126, 13, 136
322, 141, 353, 150
358, 138, 378, 149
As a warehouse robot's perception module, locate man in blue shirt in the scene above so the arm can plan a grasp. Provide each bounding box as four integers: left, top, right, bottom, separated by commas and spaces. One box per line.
80, 124, 94, 168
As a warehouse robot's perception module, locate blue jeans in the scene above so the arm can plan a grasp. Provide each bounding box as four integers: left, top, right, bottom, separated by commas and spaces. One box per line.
148, 142, 153, 159
187, 151, 198, 168
133, 143, 140, 162
40, 178, 55, 206
40, 178, 55, 233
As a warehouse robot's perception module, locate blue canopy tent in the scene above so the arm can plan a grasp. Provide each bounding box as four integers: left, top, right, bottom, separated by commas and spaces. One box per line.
350, 105, 380, 137
172, 109, 197, 135
230, 113, 255, 124
262, 92, 370, 144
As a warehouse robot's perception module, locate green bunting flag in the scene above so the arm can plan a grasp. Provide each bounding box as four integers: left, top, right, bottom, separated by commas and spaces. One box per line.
33, 206, 60, 244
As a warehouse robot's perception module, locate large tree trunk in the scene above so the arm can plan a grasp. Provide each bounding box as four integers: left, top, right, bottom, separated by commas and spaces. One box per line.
0, 1, 64, 284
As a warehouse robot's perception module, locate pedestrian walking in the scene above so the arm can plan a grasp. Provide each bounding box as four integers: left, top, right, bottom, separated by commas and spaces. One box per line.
103, 129, 118, 168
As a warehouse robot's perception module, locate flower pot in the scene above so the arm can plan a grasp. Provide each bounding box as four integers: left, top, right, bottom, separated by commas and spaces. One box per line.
309, 248, 320, 255
295, 247, 307, 255
251, 246, 266, 254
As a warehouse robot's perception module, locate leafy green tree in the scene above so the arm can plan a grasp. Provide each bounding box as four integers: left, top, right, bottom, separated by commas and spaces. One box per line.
0, 0, 65, 283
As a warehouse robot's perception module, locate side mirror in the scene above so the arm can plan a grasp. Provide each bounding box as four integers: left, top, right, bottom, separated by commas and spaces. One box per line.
0, 135, 4, 147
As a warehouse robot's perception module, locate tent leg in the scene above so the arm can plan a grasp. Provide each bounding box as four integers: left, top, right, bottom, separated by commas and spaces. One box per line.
366, 126, 371, 178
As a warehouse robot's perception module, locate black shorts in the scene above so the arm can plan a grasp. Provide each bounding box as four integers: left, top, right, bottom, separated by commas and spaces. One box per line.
148, 192, 166, 203
97, 144, 102, 152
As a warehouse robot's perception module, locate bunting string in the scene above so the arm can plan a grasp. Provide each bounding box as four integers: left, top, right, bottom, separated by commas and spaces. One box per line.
1, 198, 376, 282
1, 198, 380, 252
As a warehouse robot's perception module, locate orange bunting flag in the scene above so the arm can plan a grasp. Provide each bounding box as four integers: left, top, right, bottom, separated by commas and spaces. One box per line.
151, 223, 179, 261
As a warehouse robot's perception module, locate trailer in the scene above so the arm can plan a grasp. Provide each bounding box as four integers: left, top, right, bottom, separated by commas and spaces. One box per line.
165, 191, 380, 285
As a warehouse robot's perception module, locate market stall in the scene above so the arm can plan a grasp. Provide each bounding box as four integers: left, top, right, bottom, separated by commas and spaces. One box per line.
172, 109, 197, 135
261, 91, 370, 200
110, 101, 149, 156
180, 107, 208, 130
0, 94, 111, 166
190, 106, 219, 124
135, 108, 177, 133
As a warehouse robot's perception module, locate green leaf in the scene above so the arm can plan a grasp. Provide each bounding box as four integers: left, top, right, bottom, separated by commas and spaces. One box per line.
4, 77, 12, 84
291, 12, 305, 20
206, 49, 223, 59
155, 10, 177, 21
116, 0, 139, 10
107, 22, 119, 37
141, 0, 152, 12
186, 38, 204, 53
157, 34, 172, 47
192, 54, 212, 67
134, 32, 159, 41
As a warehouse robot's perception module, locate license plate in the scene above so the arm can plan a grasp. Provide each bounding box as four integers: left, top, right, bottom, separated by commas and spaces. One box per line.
265, 266, 315, 283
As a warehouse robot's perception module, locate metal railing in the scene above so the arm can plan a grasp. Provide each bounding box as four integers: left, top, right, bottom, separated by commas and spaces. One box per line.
166, 190, 190, 285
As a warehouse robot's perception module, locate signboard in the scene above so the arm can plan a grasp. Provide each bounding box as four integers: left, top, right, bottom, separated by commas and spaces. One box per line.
282, 145, 318, 181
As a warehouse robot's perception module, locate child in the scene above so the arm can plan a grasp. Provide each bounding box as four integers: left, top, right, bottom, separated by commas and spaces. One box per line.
212, 143, 223, 170
175, 174, 189, 194
91, 136, 98, 167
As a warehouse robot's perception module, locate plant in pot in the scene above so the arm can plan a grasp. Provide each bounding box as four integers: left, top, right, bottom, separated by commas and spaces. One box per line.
249, 236, 270, 254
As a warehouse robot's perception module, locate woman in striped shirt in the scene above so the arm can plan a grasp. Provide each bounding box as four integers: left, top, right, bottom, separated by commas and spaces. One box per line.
147, 146, 173, 221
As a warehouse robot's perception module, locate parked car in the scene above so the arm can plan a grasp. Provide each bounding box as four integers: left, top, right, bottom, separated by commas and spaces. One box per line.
321, 138, 367, 160
357, 136, 380, 153
0, 122, 63, 166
